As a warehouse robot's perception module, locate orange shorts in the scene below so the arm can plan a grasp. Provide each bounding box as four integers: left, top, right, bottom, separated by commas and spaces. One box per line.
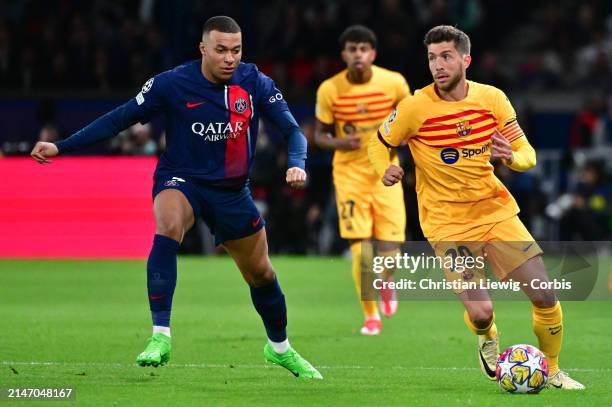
334, 172, 405, 242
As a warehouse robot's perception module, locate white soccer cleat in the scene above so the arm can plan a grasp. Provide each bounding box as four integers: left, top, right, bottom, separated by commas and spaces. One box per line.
359, 318, 382, 336
478, 335, 499, 381
546, 370, 585, 390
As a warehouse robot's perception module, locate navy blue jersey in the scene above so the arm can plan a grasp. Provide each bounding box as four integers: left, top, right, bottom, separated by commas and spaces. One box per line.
55, 60, 306, 188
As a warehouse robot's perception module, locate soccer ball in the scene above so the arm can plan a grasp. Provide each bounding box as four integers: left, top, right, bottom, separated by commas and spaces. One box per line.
496, 344, 549, 394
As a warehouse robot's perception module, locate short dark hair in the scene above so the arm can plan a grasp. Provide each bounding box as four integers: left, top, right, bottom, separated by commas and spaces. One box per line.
339, 25, 377, 49
424, 25, 471, 55
202, 16, 241, 36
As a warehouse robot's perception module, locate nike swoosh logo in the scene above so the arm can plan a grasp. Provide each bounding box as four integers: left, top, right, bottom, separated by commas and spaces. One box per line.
549, 326, 562, 335
479, 350, 497, 379
186, 101, 205, 108
551, 382, 562, 388
523, 243, 534, 252
252, 217, 262, 228
149, 294, 165, 300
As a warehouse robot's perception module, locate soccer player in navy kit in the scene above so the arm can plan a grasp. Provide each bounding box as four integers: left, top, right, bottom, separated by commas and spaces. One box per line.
30, 16, 322, 379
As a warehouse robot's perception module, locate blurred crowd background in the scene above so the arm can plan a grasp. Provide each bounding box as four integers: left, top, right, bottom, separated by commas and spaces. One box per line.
1, 0, 612, 253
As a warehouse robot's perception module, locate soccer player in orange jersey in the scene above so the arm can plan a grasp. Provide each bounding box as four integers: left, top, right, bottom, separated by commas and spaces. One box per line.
315, 25, 410, 335
368, 25, 584, 389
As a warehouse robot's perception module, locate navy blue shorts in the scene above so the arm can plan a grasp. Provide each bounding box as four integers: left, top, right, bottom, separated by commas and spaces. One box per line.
152, 176, 264, 245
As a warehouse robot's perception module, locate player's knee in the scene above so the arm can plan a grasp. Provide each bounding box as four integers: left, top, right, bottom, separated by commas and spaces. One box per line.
377, 240, 399, 252
470, 302, 494, 326
155, 216, 185, 241
531, 289, 557, 309
247, 261, 275, 287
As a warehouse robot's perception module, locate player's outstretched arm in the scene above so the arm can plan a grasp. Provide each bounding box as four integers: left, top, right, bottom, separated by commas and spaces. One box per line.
30, 75, 166, 162
30, 142, 59, 164
29, 100, 147, 164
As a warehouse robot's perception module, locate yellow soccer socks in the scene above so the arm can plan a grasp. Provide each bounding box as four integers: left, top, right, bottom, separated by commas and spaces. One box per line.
464, 310, 498, 340
462, 302, 564, 376
350, 241, 379, 319
532, 301, 563, 375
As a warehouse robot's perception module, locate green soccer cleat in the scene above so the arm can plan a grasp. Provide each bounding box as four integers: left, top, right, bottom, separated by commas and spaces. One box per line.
263, 344, 323, 380
136, 333, 171, 367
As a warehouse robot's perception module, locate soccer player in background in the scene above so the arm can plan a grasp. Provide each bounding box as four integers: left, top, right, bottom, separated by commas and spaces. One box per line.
368, 25, 584, 389
315, 26, 410, 335
30, 16, 322, 379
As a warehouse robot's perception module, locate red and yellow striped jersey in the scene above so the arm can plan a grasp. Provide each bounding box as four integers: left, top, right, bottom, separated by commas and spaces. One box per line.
316, 65, 410, 172
377, 81, 525, 240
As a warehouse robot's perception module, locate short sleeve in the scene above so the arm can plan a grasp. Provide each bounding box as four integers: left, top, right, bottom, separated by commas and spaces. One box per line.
377, 96, 415, 147
133, 73, 168, 123
315, 82, 335, 125
256, 71, 290, 119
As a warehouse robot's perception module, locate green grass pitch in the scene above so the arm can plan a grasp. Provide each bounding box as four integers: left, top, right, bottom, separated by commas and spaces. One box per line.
1, 257, 611, 406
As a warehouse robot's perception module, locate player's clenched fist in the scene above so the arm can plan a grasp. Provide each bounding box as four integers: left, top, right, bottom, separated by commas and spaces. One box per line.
30, 141, 59, 164
490, 130, 513, 165
382, 164, 404, 186
286, 167, 307, 189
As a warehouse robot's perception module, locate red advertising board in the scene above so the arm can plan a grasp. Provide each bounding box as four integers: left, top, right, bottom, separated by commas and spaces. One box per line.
0, 157, 157, 259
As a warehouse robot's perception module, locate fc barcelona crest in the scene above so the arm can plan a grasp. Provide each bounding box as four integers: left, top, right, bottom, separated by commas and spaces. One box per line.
456, 120, 471, 137
234, 98, 247, 113
356, 102, 369, 113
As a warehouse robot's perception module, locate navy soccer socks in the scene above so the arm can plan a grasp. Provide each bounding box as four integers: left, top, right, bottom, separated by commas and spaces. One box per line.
147, 234, 179, 329
250, 277, 288, 349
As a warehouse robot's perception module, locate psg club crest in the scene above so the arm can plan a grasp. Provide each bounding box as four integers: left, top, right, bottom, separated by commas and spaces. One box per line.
234, 98, 247, 113
456, 120, 471, 137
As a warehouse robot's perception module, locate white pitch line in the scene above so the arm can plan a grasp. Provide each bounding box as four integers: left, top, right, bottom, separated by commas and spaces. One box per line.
1, 361, 610, 372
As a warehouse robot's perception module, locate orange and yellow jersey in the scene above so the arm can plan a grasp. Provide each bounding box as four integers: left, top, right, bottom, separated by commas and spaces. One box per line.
377, 81, 526, 240
316, 65, 410, 174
